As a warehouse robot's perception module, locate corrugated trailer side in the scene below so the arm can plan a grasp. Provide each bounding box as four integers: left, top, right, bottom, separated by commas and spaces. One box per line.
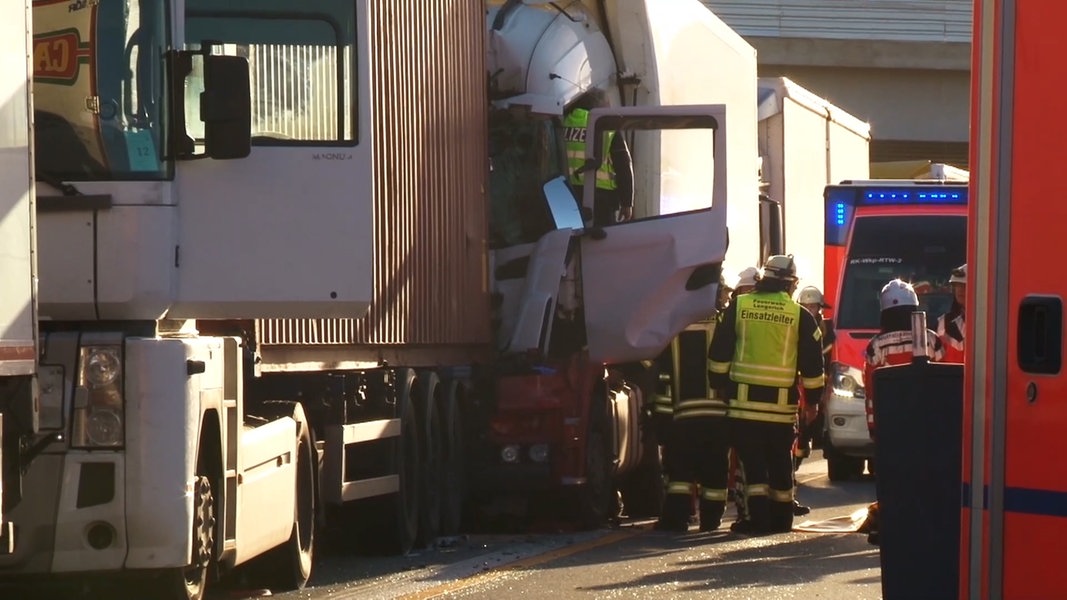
257, 0, 491, 371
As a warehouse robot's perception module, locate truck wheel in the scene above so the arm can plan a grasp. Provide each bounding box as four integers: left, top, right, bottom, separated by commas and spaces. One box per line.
379, 368, 420, 554
155, 474, 214, 600
439, 378, 467, 536
575, 403, 617, 529
246, 403, 316, 591
415, 370, 442, 548
618, 443, 664, 518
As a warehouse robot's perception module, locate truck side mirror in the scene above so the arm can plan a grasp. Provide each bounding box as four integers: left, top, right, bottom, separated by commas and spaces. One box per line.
202, 55, 252, 160
166, 49, 252, 161
542, 176, 585, 231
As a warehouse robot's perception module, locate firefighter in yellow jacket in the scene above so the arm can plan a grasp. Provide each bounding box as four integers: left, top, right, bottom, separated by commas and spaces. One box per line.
652, 278, 733, 533
708, 255, 826, 535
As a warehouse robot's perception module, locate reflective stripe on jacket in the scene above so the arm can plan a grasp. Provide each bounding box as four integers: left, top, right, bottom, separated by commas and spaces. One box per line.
562, 108, 617, 190
728, 292, 806, 388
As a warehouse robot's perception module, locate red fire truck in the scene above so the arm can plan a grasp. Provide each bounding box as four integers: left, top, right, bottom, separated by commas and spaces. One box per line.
962, 1, 1067, 596
821, 180, 968, 480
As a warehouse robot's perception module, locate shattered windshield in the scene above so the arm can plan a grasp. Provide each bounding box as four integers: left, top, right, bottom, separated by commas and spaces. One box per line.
33, 0, 168, 181
489, 112, 567, 248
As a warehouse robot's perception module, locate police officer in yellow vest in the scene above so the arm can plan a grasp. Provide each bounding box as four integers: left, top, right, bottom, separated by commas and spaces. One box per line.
708, 255, 826, 535
562, 93, 634, 225
652, 278, 734, 533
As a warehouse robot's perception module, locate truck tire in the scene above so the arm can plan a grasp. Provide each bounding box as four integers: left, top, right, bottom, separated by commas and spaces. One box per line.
415, 370, 442, 548
154, 474, 214, 600
377, 368, 420, 554
439, 378, 467, 536
575, 401, 617, 529
618, 442, 664, 519
245, 402, 316, 591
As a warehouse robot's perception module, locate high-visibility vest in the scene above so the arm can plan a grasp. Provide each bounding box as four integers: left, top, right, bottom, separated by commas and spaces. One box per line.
729, 292, 804, 388
562, 108, 617, 190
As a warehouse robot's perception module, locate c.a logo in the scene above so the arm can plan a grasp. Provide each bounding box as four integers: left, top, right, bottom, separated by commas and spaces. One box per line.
33, 28, 91, 83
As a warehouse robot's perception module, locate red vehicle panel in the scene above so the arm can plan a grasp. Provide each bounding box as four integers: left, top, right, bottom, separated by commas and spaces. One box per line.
964, 1, 1067, 597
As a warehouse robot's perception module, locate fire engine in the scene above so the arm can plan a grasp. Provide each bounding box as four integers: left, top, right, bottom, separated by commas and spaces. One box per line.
962, 0, 1067, 596
822, 179, 968, 480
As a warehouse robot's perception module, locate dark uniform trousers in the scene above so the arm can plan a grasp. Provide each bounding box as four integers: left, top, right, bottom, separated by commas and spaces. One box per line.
656, 328, 731, 531
730, 416, 796, 532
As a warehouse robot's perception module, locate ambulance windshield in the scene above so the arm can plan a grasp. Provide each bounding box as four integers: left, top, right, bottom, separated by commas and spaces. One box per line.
33, 0, 168, 181
837, 215, 967, 330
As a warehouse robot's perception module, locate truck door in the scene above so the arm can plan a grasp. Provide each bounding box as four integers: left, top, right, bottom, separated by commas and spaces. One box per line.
579, 106, 728, 363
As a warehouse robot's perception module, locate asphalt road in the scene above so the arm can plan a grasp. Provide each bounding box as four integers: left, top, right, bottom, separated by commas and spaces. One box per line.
256, 451, 882, 600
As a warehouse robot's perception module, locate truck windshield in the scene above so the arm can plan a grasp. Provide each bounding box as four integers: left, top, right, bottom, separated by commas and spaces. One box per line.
489, 112, 567, 248
184, 1, 356, 145
33, 0, 168, 181
836, 214, 966, 330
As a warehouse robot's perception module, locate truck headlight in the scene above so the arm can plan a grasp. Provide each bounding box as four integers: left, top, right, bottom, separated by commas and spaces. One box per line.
72, 346, 125, 448
830, 362, 866, 399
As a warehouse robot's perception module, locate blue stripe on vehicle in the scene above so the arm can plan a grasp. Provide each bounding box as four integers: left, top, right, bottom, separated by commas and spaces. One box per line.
961, 483, 1067, 517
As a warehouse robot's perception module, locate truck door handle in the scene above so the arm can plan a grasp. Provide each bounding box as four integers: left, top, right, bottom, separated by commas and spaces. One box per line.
1018, 296, 1062, 374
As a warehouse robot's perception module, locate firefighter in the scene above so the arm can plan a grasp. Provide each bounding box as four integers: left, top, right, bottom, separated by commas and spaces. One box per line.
725, 266, 759, 525
937, 264, 966, 363
863, 279, 946, 438
791, 285, 835, 517
708, 255, 826, 535
562, 92, 634, 225
861, 279, 945, 545
794, 286, 835, 462
653, 277, 733, 533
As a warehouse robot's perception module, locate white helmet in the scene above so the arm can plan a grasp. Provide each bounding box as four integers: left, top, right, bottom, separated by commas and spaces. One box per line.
736, 266, 761, 289
762, 254, 798, 281
796, 285, 830, 308
949, 264, 967, 285
880, 279, 919, 311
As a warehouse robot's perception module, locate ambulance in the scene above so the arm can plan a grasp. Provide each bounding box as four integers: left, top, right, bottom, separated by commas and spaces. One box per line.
821, 180, 968, 480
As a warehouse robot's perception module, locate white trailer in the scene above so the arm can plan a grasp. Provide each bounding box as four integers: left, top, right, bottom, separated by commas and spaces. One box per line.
757, 76, 871, 290
0, 0, 38, 556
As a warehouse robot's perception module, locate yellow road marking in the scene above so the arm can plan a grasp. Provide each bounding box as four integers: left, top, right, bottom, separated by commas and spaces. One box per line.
397, 529, 640, 600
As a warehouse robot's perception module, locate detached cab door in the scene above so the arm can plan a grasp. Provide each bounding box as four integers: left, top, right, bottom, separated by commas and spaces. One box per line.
580, 105, 728, 363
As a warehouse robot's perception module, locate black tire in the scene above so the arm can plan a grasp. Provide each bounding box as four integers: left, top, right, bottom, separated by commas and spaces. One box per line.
379, 368, 420, 555
439, 378, 467, 536
618, 444, 664, 519
415, 370, 443, 548
826, 454, 852, 482
245, 403, 316, 591
154, 474, 214, 600
575, 402, 617, 529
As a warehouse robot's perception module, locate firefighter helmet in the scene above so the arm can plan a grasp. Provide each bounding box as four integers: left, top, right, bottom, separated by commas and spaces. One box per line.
880, 279, 919, 311
762, 254, 798, 281
736, 266, 761, 289
796, 285, 831, 308
949, 264, 967, 285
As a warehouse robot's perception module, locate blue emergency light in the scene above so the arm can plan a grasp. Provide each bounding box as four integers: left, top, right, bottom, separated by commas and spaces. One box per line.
823, 185, 968, 246
861, 189, 967, 205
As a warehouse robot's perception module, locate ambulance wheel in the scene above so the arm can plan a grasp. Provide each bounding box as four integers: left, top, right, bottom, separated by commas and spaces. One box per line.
415, 370, 443, 548
246, 403, 316, 591
827, 454, 864, 482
